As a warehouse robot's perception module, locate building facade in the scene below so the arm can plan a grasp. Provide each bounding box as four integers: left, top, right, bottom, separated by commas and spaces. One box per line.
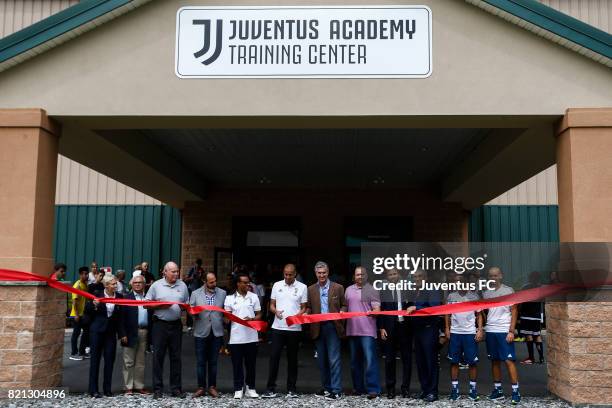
0, 0, 610, 403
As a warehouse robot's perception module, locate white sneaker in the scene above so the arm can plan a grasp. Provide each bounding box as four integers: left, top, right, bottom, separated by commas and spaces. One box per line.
245, 386, 259, 398
234, 390, 243, 399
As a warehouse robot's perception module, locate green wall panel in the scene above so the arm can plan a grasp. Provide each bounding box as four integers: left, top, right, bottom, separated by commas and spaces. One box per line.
469, 205, 559, 243
468, 205, 560, 288
53, 205, 182, 282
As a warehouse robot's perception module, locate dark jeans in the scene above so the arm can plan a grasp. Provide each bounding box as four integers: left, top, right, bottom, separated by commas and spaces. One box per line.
315, 322, 342, 394
71, 317, 89, 355
88, 330, 117, 394
266, 329, 300, 392
194, 333, 223, 388
349, 336, 381, 394
381, 320, 413, 391
414, 324, 439, 397
186, 313, 194, 328
152, 318, 183, 393
230, 342, 257, 391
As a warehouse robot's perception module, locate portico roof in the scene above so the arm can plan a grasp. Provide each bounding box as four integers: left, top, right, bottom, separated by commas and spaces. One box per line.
0, 0, 610, 73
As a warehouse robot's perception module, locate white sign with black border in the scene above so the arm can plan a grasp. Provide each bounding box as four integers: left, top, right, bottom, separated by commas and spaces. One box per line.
175, 5, 432, 78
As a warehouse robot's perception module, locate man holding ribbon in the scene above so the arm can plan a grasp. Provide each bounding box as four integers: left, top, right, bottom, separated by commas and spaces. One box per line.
145, 261, 189, 399
190, 271, 226, 398
408, 269, 442, 402
345, 266, 381, 399
483, 266, 520, 404
224, 272, 262, 399
378, 268, 412, 399
263, 263, 307, 398
307, 261, 346, 400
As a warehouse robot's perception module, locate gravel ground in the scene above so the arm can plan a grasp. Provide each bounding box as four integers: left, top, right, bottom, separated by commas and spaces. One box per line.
1, 394, 572, 408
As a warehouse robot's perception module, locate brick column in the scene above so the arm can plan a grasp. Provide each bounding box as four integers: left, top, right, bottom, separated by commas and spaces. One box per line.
0, 109, 65, 390
547, 108, 612, 404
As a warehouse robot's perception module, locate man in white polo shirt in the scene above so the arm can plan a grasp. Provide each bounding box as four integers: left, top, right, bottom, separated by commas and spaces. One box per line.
483, 267, 520, 405
262, 264, 307, 398
224, 272, 262, 399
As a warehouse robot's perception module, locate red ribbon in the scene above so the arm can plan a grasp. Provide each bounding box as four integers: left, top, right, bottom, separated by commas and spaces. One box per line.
1, 269, 607, 331
0, 269, 267, 332
285, 282, 573, 326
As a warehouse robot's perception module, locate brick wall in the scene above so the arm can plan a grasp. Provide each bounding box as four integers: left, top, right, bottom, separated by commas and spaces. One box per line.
546, 302, 612, 404
0, 284, 66, 390
182, 188, 468, 277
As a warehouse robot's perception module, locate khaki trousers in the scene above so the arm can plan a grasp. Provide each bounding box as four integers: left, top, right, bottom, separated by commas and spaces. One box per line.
123, 328, 147, 390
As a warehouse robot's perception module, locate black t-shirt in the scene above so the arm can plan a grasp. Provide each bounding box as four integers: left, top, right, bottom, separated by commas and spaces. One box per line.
88, 282, 104, 294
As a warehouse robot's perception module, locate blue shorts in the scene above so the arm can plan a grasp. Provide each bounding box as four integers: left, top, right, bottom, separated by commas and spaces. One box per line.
447, 333, 479, 365
486, 332, 516, 361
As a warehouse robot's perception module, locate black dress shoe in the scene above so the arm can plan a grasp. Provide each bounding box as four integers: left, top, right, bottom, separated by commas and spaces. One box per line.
171, 390, 186, 399
103, 391, 112, 397
423, 393, 438, 402
90, 392, 102, 398
401, 388, 410, 398
153, 391, 163, 399
387, 389, 396, 399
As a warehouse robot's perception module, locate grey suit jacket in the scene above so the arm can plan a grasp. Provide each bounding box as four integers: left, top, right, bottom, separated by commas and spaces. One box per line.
189, 286, 227, 338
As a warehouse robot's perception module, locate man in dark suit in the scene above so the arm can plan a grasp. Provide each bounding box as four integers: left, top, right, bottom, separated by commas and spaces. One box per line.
306, 261, 346, 400
378, 268, 413, 399
409, 269, 443, 402
87, 275, 126, 398
121, 273, 152, 394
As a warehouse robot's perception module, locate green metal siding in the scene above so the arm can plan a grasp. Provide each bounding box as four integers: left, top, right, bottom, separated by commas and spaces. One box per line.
469, 205, 560, 288
53, 205, 181, 282
469, 205, 559, 242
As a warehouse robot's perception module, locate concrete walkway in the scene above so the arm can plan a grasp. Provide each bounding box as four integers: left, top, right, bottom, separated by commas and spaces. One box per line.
61, 330, 548, 397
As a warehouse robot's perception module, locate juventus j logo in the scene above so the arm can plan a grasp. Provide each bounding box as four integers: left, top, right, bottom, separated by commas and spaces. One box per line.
193, 19, 223, 65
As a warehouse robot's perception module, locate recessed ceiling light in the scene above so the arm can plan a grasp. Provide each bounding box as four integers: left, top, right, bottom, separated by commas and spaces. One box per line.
420, 146, 428, 152
259, 177, 271, 184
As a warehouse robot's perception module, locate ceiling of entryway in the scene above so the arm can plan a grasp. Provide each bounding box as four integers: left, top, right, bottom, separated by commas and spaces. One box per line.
132, 128, 491, 189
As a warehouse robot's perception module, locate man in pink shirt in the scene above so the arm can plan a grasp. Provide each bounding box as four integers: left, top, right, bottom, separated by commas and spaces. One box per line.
345, 266, 382, 399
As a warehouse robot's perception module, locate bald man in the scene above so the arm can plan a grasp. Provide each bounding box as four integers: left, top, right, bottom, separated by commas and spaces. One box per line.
145, 262, 189, 399
483, 267, 520, 405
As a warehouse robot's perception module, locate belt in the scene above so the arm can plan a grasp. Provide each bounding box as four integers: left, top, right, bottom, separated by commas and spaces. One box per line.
153, 316, 181, 324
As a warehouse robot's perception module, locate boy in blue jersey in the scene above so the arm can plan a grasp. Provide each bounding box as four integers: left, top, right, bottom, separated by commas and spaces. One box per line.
483, 267, 520, 405
444, 273, 483, 401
